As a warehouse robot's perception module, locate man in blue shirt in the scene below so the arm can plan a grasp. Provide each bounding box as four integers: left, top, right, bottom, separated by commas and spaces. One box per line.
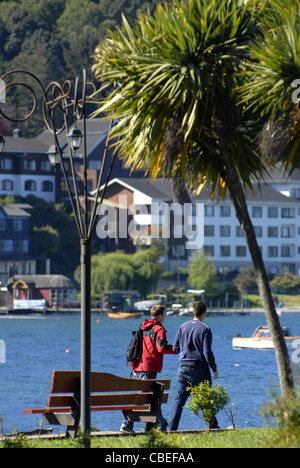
168, 301, 219, 430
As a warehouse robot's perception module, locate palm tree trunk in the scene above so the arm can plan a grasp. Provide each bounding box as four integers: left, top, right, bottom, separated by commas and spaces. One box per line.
220, 149, 294, 396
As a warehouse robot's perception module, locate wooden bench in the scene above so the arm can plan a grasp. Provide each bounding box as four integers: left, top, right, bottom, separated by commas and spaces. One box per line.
23, 370, 171, 438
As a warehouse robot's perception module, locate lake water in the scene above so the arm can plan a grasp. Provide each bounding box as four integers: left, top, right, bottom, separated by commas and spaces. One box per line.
0, 312, 299, 434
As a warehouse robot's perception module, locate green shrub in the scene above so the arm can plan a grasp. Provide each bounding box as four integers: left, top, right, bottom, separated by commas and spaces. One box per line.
261, 377, 300, 448
186, 381, 230, 430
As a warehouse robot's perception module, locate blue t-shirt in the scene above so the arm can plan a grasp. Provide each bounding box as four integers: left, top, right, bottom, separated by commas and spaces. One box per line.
173, 319, 217, 372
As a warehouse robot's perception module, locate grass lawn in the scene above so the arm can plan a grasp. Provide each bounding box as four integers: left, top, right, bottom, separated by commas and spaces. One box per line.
247, 294, 300, 308
0, 428, 276, 448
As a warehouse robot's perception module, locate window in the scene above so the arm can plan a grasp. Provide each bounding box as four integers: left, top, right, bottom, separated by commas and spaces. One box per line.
291, 188, 300, 199
220, 246, 230, 257
281, 226, 294, 238
0, 159, 12, 170
220, 226, 231, 237
41, 160, 52, 171
1, 179, 14, 191
13, 240, 23, 252
268, 227, 278, 238
252, 206, 262, 218
254, 226, 263, 237
204, 225, 214, 236
236, 246, 247, 257
236, 226, 244, 237
24, 160, 36, 171
13, 219, 23, 231
0, 220, 5, 231
25, 180, 36, 191
203, 245, 214, 257
220, 206, 230, 217
281, 207, 295, 218
42, 181, 53, 192
268, 246, 278, 257
281, 246, 293, 257
204, 205, 214, 217
268, 207, 278, 218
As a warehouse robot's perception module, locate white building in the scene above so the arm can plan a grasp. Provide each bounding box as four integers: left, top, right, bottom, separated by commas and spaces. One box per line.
98, 169, 300, 278
193, 169, 300, 276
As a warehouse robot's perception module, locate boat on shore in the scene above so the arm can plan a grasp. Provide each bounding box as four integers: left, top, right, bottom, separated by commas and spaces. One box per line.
232, 325, 300, 349
107, 311, 143, 319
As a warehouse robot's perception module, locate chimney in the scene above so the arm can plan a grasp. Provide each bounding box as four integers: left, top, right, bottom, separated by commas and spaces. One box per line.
12, 128, 21, 138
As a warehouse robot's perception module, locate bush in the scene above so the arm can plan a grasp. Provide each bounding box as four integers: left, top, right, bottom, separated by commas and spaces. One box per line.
186, 381, 230, 430
261, 377, 300, 448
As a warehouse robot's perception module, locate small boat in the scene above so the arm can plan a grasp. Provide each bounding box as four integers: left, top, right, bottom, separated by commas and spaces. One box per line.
232, 325, 300, 349
107, 311, 143, 319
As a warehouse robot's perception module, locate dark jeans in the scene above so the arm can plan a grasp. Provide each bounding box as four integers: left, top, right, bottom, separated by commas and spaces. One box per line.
121, 371, 168, 431
168, 366, 219, 431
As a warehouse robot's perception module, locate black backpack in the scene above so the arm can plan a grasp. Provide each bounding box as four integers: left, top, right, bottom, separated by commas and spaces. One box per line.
126, 326, 144, 366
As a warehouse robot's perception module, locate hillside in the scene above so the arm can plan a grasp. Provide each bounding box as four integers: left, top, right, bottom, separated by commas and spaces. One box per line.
0, 0, 160, 136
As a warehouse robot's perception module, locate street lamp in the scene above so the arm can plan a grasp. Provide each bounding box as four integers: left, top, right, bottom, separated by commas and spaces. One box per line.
46, 144, 61, 169
0, 69, 116, 447
0, 135, 5, 154
68, 127, 83, 152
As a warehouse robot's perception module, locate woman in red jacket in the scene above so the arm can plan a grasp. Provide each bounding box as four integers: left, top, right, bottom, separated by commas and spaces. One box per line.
120, 305, 177, 433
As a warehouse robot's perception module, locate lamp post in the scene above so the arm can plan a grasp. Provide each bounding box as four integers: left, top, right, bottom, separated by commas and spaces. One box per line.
0, 69, 116, 447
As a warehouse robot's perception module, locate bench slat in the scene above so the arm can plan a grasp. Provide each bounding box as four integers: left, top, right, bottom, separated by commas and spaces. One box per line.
49, 370, 171, 393
24, 405, 151, 415
46, 392, 168, 408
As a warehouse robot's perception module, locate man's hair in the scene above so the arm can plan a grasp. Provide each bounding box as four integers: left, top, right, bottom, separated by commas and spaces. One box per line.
193, 301, 207, 319
150, 304, 166, 318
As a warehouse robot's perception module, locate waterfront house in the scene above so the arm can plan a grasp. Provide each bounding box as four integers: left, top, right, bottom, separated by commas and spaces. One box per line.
7, 274, 78, 311
0, 203, 40, 286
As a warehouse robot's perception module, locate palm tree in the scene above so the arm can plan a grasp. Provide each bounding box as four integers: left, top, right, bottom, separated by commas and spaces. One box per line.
93, 0, 294, 395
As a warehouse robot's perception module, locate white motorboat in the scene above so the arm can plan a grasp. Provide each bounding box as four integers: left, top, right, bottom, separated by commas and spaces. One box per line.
232, 325, 300, 349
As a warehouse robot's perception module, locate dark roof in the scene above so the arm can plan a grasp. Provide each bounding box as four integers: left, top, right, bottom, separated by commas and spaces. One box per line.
7, 275, 77, 289
192, 182, 300, 204
2, 136, 48, 153
37, 118, 111, 156
261, 165, 300, 182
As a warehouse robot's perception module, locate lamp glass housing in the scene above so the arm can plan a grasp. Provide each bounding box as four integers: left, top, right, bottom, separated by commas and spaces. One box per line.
68, 127, 82, 151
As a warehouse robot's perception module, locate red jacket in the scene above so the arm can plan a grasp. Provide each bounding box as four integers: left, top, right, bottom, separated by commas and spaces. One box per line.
132, 319, 177, 373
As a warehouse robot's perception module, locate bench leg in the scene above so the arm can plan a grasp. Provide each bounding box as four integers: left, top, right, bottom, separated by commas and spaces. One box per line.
146, 382, 164, 431
44, 412, 80, 439
66, 413, 80, 439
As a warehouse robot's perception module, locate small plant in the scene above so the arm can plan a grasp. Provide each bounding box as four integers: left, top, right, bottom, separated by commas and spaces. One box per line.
186, 381, 230, 430
260, 374, 300, 448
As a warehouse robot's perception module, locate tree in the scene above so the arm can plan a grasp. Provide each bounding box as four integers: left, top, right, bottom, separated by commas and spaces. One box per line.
188, 251, 219, 297
93, 0, 294, 395
271, 274, 300, 294
89, 247, 162, 298
234, 266, 257, 295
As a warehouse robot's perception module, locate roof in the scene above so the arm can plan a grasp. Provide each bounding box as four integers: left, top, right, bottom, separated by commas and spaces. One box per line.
99, 177, 191, 202
262, 165, 300, 182
192, 182, 300, 204
0, 203, 32, 217
37, 118, 111, 156
7, 275, 77, 290
2, 136, 48, 153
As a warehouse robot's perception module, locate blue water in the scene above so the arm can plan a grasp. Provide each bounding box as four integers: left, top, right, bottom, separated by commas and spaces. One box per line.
0, 313, 299, 434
